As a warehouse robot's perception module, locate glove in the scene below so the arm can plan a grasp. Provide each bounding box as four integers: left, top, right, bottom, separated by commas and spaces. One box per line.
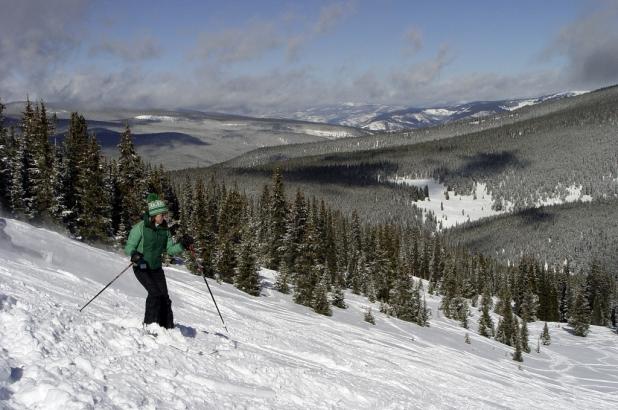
179, 234, 194, 249
131, 251, 147, 270
131, 251, 143, 264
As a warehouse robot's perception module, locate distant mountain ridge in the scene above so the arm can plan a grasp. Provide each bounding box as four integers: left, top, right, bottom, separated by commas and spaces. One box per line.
270, 91, 588, 131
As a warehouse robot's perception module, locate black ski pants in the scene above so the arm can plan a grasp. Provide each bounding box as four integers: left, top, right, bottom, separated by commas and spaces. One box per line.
133, 267, 174, 329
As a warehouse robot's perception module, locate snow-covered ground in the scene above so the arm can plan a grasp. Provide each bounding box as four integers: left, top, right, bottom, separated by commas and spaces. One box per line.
390, 178, 594, 230
1, 218, 617, 409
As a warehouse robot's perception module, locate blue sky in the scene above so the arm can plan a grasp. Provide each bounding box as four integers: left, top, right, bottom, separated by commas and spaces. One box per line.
1, 0, 617, 113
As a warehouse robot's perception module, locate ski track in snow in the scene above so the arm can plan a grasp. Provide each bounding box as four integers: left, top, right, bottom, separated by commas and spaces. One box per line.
1, 218, 617, 409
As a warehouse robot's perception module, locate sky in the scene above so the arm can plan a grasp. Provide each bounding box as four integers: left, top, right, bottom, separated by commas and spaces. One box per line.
1, 0, 618, 115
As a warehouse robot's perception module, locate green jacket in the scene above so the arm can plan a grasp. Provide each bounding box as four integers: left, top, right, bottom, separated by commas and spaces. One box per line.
124, 213, 184, 270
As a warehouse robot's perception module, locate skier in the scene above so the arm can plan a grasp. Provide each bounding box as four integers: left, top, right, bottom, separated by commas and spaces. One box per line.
125, 193, 193, 330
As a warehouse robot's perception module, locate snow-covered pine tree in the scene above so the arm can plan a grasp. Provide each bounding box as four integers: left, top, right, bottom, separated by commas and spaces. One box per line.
512, 324, 524, 362
520, 316, 530, 353
282, 189, 308, 277
346, 210, 363, 294
0, 101, 14, 210
312, 275, 332, 316
364, 307, 376, 324
267, 167, 287, 270
293, 213, 319, 307
116, 123, 145, 236
478, 286, 495, 337
587, 262, 612, 326
440, 254, 458, 317
235, 224, 260, 296
256, 184, 271, 265
495, 288, 516, 346
569, 287, 591, 337
541, 322, 551, 345
558, 261, 572, 323
75, 134, 108, 241
29, 102, 54, 221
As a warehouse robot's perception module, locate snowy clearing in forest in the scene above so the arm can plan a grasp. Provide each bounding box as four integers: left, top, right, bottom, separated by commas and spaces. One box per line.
1, 218, 617, 409
390, 178, 594, 230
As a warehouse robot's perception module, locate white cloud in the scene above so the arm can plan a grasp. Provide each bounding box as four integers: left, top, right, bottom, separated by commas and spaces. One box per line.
89, 36, 162, 62
543, 1, 618, 87
193, 22, 282, 64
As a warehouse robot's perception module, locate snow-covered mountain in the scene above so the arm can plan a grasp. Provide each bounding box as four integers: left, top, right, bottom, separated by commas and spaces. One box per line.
1, 218, 617, 409
272, 91, 588, 131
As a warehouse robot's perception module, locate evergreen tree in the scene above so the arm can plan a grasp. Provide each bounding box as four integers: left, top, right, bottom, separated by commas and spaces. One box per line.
75, 134, 107, 241
61, 113, 90, 233
312, 275, 332, 316
282, 189, 307, 275
116, 124, 144, 235
512, 325, 524, 362
478, 287, 495, 338
495, 288, 517, 346
541, 322, 551, 345
30, 102, 54, 220
0, 102, 14, 210
235, 225, 260, 296
586, 262, 613, 326
256, 184, 271, 264
216, 237, 236, 283
364, 307, 376, 325
274, 262, 291, 294
520, 317, 530, 353
558, 262, 572, 323
267, 167, 287, 270
569, 287, 591, 337
331, 283, 347, 309
347, 210, 363, 294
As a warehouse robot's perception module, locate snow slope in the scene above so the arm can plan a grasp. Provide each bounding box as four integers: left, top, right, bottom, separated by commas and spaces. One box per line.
1, 219, 617, 409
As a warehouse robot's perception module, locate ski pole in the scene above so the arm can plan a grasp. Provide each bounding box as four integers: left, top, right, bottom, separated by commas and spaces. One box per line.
79, 262, 133, 312
189, 246, 229, 334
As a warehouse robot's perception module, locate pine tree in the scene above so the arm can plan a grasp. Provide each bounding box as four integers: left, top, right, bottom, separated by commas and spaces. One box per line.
331, 283, 347, 309
495, 288, 516, 346
541, 322, 551, 345
61, 113, 90, 233
75, 134, 107, 241
9, 124, 27, 216
520, 317, 530, 353
0, 102, 14, 211
558, 262, 572, 323
30, 102, 54, 220
478, 287, 495, 338
274, 262, 291, 294
312, 276, 332, 316
465, 333, 471, 344
268, 167, 287, 270
347, 210, 363, 294
235, 226, 260, 296
569, 288, 591, 337
512, 325, 524, 362
256, 184, 271, 264
282, 189, 307, 276
116, 123, 144, 235
217, 238, 237, 284
364, 307, 376, 325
